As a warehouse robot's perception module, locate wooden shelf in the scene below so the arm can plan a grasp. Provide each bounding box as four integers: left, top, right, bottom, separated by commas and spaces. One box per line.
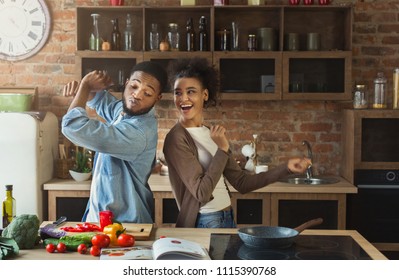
75, 5, 353, 101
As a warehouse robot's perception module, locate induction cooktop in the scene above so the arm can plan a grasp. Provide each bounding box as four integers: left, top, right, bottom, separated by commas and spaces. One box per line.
209, 234, 372, 260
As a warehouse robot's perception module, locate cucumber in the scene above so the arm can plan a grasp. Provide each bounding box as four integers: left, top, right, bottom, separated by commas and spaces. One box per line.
44, 232, 96, 251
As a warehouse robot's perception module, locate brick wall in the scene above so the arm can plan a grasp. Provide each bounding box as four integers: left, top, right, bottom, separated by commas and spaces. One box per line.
1, 0, 396, 175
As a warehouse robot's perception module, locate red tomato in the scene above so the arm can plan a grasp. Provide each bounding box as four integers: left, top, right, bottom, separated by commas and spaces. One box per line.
91, 234, 110, 248
117, 233, 135, 247
46, 243, 56, 253
56, 242, 67, 253
90, 245, 101, 256
77, 243, 87, 254
289, 0, 300, 4
303, 0, 314, 4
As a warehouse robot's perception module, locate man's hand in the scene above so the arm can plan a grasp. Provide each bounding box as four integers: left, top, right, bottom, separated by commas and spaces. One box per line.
63, 80, 79, 97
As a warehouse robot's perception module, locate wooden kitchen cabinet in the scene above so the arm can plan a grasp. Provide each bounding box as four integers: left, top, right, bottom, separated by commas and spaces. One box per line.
270, 193, 347, 230
44, 176, 356, 229
75, 5, 352, 101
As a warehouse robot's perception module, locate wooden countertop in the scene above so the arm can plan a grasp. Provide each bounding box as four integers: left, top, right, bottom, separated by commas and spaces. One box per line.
44, 174, 357, 194
14, 222, 386, 260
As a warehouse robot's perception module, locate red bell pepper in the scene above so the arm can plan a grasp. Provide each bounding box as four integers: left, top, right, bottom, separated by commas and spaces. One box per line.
61, 222, 101, 232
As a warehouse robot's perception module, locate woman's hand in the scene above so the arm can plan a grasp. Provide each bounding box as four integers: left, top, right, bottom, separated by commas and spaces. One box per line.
287, 157, 312, 174
210, 125, 229, 153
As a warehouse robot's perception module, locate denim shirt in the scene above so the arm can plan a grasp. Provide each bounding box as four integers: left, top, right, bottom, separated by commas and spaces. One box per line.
61, 91, 156, 223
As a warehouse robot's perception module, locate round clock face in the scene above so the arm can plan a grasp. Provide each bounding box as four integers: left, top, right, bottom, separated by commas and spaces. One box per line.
0, 0, 51, 61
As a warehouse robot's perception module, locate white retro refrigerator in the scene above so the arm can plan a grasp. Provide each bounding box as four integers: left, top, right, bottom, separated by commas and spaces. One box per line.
0, 112, 58, 225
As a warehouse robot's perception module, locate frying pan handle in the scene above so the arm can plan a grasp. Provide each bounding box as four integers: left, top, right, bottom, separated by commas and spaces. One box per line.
294, 218, 323, 233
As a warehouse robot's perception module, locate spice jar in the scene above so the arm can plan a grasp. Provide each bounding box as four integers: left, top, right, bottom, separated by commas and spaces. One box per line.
353, 84, 368, 109
248, 34, 256, 51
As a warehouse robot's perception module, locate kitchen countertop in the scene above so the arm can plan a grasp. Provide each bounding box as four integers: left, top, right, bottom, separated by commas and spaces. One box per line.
44, 174, 357, 194
13, 222, 386, 260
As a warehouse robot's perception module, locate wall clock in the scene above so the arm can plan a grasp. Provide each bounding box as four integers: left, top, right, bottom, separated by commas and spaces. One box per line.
0, 0, 51, 61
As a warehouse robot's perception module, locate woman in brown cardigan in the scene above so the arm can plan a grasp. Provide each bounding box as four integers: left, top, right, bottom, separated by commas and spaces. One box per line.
163, 57, 311, 228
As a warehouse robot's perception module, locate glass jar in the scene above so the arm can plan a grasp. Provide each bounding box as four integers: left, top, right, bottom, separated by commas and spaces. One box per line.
89, 14, 100, 51
373, 72, 387, 109
149, 23, 160, 51
216, 29, 230, 51
248, 34, 256, 51
167, 23, 180, 51
353, 84, 368, 109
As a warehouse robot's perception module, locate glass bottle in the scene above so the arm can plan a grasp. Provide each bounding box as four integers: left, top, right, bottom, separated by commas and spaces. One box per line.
89, 13, 100, 51
353, 84, 368, 109
123, 14, 133, 51
198, 16, 208, 51
167, 23, 180, 51
373, 72, 387, 109
2, 185, 16, 228
393, 68, 399, 109
111, 18, 121, 51
149, 23, 160, 51
186, 17, 195, 51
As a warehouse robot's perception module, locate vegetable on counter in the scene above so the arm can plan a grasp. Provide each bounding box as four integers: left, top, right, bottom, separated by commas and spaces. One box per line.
1, 214, 40, 249
117, 233, 135, 247
91, 233, 110, 248
0, 237, 19, 259
43, 232, 97, 251
103, 223, 125, 245
61, 222, 101, 232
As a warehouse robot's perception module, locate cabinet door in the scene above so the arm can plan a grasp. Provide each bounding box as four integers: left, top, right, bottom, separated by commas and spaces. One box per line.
270, 193, 347, 230
214, 52, 282, 100
281, 6, 352, 101
230, 192, 271, 227
282, 51, 352, 100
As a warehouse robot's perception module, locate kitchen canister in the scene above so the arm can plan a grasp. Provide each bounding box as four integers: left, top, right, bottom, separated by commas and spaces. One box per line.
257, 27, 276, 51
285, 33, 299, 51
307, 33, 320, 51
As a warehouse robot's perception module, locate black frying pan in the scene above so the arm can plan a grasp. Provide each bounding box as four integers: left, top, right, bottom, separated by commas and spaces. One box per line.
238, 218, 323, 249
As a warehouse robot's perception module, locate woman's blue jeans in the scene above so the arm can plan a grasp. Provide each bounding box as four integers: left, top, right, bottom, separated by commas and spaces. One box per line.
195, 208, 236, 228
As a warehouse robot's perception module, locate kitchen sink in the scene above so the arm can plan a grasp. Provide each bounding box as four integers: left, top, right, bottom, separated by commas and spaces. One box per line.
278, 176, 340, 185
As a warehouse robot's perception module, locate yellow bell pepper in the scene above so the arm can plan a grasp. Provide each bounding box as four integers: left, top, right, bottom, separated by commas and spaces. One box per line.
103, 223, 125, 245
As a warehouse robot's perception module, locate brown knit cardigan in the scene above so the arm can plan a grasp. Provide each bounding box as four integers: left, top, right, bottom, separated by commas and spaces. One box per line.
163, 122, 290, 228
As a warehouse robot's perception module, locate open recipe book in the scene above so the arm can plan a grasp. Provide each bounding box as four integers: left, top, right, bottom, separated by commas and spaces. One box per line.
100, 237, 211, 260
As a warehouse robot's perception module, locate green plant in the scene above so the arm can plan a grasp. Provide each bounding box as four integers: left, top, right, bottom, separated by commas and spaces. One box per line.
72, 148, 92, 173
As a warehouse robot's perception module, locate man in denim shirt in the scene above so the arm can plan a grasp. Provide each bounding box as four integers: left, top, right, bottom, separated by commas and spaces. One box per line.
62, 61, 167, 223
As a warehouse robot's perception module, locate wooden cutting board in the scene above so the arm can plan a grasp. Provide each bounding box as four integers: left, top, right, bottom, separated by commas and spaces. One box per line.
124, 223, 154, 240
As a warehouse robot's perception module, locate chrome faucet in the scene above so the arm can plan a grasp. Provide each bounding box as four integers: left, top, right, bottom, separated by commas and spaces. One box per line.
302, 140, 313, 179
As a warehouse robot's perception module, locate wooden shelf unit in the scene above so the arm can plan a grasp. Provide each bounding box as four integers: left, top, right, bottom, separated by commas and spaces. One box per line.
75, 5, 353, 101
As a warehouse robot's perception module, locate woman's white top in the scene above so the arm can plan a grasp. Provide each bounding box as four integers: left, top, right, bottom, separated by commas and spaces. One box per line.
186, 126, 230, 213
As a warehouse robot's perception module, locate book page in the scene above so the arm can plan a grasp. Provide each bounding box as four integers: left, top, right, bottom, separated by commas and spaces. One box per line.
100, 245, 153, 260
152, 237, 210, 260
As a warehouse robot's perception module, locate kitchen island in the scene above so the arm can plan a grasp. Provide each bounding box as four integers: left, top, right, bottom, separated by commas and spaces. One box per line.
44, 174, 357, 229
14, 223, 387, 260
